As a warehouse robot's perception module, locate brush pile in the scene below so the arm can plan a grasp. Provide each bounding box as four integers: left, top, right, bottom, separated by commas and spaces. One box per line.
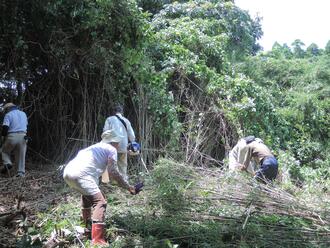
110, 158, 330, 247
1, 159, 329, 247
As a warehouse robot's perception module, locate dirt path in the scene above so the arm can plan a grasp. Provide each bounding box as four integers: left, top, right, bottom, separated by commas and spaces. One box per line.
0, 167, 67, 247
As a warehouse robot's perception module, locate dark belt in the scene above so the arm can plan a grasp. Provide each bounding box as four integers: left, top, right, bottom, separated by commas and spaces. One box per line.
8, 131, 26, 134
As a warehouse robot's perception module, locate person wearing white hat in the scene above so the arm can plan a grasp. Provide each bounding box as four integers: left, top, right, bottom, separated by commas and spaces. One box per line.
1, 103, 28, 177
63, 129, 136, 246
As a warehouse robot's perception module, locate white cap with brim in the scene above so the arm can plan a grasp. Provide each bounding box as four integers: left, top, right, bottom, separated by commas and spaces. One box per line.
101, 129, 123, 143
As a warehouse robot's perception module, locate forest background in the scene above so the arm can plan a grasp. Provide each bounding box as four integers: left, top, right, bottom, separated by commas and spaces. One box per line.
0, 0, 329, 247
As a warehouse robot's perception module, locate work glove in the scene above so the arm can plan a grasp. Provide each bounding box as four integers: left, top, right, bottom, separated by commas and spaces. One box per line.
131, 182, 144, 195
135, 182, 144, 194
127, 142, 140, 156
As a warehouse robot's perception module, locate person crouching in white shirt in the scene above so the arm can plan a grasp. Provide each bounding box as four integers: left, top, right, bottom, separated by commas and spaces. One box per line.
63, 129, 136, 246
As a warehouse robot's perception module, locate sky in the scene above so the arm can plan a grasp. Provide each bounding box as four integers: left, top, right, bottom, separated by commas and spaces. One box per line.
235, 0, 330, 51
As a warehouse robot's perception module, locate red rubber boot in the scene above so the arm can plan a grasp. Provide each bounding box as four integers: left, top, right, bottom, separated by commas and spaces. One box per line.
91, 222, 108, 246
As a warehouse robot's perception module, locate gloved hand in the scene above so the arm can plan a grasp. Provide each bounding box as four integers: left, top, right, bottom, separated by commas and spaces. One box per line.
135, 182, 144, 194
127, 142, 140, 156
130, 182, 144, 195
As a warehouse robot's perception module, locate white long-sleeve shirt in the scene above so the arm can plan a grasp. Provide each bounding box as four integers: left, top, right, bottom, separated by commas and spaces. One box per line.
103, 113, 135, 153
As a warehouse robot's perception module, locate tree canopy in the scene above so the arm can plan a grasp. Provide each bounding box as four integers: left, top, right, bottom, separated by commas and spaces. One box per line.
0, 0, 329, 180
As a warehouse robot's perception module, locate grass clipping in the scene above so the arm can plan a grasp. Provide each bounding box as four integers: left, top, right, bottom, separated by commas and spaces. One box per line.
109, 158, 330, 248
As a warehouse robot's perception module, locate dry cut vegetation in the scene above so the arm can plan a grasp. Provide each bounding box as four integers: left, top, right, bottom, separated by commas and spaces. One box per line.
1, 159, 330, 247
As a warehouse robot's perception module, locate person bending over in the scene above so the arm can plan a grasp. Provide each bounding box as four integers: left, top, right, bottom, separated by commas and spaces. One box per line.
229, 136, 278, 183
63, 129, 136, 245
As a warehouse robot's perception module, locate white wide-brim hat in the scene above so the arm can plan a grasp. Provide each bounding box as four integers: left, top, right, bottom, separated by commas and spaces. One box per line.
101, 129, 123, 143
2, 103, 16, 111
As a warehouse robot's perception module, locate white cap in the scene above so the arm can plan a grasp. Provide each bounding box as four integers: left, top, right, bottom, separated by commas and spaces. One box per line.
101, 129, 123, 143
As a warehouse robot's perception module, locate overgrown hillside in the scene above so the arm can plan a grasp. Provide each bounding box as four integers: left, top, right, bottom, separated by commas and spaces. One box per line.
0, 0, 264, 164
1, 0, 330, 247
236, 51, 330, 185
1, 0, 329, 171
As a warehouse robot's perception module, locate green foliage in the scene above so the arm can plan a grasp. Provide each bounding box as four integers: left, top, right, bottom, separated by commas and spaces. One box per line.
138, 0, 190, 15
213, 74, 279, 143
291, 39, 306, 58
232, 36, 330, 189
242, 215, 319, 248
140, 0, 264, 159
269, 42, 293, 59
325, 40, 330, 55
0, 0, 264, 161
1, 0, 329, 187
137, 70, 181, 141
238, 50, 330, 180
16, 234, 43, 248
108, 159, 330, 248
306, 43, 320, 57
16, 200, 80, 247
3, 1, 330, 247
152, 0, 262, 61
36, 202, 80, 236
148, 158, 196, 213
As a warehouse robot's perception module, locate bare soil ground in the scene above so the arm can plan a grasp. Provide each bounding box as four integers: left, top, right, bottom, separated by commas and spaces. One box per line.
0, 165, 65, 247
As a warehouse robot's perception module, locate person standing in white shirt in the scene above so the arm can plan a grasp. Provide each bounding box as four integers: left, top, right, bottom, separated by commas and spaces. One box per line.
1, 103, 28, 177
103, 105, 136, 180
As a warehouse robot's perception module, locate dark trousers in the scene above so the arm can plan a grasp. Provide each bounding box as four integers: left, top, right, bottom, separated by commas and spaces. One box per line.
255, 156, 278, 183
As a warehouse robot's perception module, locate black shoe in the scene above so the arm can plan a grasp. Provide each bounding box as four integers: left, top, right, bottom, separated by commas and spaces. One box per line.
1, 164, 12, 174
